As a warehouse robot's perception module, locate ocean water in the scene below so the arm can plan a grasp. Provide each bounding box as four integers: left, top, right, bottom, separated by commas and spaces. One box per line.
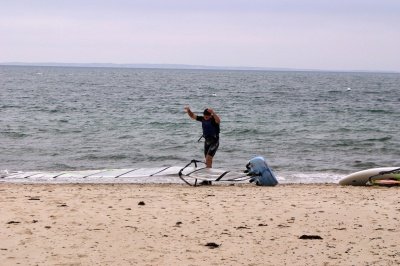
1, 65, 399, 183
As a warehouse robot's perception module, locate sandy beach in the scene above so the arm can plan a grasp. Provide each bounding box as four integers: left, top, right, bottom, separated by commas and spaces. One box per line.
1, 183, 399, 266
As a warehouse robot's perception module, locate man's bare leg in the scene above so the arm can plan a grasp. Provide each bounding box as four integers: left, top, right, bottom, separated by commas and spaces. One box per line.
205, 155, 213, 168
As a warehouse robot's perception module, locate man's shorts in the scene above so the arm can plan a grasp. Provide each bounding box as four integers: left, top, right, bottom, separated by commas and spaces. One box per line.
204, 138, 219, 157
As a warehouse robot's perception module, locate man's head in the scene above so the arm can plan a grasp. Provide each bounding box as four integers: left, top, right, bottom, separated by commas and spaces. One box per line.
203, 109, 211, 120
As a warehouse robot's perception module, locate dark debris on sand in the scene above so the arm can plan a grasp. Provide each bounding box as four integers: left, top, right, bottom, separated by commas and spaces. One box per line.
205, 242, 220, 249
299, 234, 323, 240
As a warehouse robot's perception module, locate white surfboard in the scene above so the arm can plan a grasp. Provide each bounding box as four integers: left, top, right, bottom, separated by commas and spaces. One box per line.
339, 167, 400, 186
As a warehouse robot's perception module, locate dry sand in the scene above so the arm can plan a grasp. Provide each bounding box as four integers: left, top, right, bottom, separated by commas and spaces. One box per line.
1, 183, 399, 265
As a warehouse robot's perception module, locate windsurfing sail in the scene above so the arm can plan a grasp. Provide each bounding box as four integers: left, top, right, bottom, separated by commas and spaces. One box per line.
178, 156, 279, 186
1, 156, 279, 186
178, 160, 251, 186
0, 167, 184, 183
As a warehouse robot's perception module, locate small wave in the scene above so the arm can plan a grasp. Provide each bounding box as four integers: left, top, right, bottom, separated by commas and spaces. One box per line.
366, 109, 393, 114
0, 104, 19, 109
199, 85, 216, 90
49, 163, 76, 170
225, 128, 261, 136
365, 136, 392, 142
332, 136, 392, 147
364, 91, 382, 95
327, 90, 342, 94
148, 121, 167, 126
337, 127, 351, 132
145, 154, 183, 162
1, 131, 29, 138
118, 135, 134, 139
331, 140, 355, 147
352, 161, 380, 169
81, 154, 130, 161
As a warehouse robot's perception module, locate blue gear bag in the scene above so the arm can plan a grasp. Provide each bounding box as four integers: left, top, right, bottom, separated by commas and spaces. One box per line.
247, 156, 278, 186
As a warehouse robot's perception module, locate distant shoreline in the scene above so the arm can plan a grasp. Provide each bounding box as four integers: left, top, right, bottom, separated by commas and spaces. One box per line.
1, 62, 398, 74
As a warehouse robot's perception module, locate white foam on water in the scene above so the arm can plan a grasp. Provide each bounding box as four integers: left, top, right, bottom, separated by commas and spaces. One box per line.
278, 171, 342, 184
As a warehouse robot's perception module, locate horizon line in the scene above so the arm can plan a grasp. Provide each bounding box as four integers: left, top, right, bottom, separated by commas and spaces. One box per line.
0, 62, 398, 74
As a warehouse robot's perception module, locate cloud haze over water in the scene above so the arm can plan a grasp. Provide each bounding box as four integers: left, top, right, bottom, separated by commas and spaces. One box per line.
1, 0, 399, 72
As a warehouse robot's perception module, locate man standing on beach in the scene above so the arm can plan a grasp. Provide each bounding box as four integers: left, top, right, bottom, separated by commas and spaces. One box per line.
184, 106, 221, 168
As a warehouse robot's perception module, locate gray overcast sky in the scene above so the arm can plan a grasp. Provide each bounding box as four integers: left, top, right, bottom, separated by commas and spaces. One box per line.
1, 0, 399, 72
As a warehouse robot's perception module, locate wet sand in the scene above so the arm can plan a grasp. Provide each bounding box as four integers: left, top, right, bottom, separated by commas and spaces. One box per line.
1, 183, 399, 265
